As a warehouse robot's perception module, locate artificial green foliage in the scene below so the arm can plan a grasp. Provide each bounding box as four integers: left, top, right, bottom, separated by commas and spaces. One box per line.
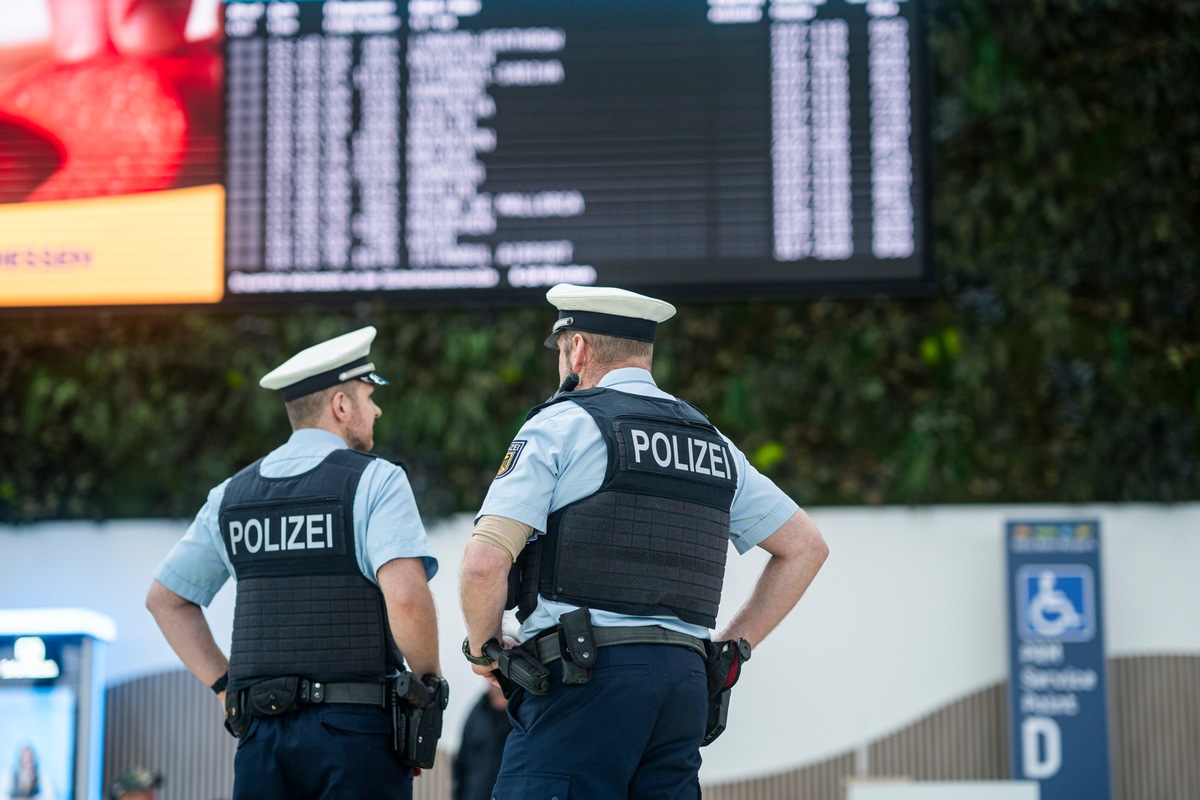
1, 0, 1197, 522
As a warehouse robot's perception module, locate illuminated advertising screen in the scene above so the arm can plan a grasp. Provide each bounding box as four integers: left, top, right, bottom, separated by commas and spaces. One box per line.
0, 636, 80, 800
0, 688, 77, 800
0, 0, 225, 308
0, 611, 114, 800
0, 0, 931, 310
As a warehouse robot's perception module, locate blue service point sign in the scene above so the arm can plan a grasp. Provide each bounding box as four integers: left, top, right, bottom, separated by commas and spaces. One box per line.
1006, 521, 1112, 800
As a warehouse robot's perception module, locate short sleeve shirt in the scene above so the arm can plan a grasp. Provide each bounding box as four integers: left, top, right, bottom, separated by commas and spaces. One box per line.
155, 428, 437, 607
476, 368, 798, 639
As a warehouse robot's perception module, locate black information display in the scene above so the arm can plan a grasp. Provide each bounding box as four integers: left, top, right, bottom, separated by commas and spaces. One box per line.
222, 0, 930, 303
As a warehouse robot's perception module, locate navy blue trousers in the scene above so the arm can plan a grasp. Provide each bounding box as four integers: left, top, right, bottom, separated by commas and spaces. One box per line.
492, 643, 708, 800
232, 704, 413, 800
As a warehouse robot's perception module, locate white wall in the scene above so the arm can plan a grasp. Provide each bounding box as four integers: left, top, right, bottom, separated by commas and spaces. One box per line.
2, 504, 1197, 784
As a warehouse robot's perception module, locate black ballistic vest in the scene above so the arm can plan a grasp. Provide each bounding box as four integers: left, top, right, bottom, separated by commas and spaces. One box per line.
218, 448, 401, 692
511, 388, 738, 629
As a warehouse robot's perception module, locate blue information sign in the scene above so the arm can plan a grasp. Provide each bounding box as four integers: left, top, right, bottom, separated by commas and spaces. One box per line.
1005, 520, 1112, 800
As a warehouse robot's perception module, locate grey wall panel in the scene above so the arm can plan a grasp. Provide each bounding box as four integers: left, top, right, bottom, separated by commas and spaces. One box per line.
413, 756, 453, 800
703, 753, 856, 800
1110, 655, 1200, 800
868, 684, 1009, 782
103, 671, 235, 800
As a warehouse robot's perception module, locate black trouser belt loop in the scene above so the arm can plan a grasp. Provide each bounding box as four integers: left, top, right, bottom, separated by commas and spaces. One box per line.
531, 625, 707, 666
298, 679, 387, 706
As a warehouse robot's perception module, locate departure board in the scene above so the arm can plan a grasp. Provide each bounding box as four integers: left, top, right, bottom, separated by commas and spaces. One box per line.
222, 0, 930, 303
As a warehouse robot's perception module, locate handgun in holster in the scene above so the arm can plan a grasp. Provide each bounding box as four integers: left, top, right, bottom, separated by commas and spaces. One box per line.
391, 672, 450, 769
701, 638, 751, 746
483, 639, 551, 698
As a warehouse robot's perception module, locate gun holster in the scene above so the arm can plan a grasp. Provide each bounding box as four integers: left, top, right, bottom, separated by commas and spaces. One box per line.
391, 673, 450, 769
701, 638, 751, 746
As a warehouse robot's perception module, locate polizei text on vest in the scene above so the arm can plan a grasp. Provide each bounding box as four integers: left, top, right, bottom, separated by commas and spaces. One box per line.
227, 514, 336, 555
628, 429, 733, 479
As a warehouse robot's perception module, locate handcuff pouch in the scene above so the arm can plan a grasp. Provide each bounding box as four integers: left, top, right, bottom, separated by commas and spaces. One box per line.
557, 607, 597, 685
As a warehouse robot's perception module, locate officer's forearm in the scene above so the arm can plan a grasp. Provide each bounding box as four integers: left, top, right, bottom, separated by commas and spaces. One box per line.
716, 509, 828, 648
145, 579, 229, 688
378, 558, 441, 676
459, 538, 512, 654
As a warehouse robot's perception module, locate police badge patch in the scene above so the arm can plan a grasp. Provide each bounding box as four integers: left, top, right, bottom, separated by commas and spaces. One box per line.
495, 440, 527, 479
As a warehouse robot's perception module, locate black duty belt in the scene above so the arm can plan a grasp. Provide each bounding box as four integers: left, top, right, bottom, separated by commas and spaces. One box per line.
227, 676, 390, 736
529, 625, 707, 665
487, 612, 710, 695
298, 679, 387, 706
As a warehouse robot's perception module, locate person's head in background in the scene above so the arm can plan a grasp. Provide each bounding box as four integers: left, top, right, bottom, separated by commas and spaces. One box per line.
109, 766, 162, 800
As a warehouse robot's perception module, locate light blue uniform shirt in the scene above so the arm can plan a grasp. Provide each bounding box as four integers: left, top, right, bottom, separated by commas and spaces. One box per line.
156, 428, 437, 607
477, 368, 799, 640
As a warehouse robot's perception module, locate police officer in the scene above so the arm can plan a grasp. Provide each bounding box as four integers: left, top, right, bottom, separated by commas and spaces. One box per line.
460, 285, 829, 799
146, 326, 441, 800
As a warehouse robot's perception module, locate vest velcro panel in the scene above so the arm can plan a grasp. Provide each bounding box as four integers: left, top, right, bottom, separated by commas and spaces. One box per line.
230, 574, 388, 685
545, 490, 730, 627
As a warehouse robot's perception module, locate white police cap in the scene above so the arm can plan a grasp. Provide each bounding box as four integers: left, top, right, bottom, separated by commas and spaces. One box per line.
259, 326, 389, 401
544, 283, 676, 348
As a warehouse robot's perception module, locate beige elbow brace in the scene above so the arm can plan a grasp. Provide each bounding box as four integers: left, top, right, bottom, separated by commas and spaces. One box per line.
470, 516, 535, 563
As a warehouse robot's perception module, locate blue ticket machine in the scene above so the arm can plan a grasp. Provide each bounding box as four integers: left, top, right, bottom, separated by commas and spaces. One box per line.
0, 609, 116, 800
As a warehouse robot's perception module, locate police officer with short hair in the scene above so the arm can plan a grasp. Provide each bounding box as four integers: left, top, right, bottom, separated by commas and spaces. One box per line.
460, 285, 829, 799
147, 326, 442, 800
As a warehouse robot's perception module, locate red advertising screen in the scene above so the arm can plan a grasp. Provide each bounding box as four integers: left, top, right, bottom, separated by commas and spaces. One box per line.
0, 0, 225, 308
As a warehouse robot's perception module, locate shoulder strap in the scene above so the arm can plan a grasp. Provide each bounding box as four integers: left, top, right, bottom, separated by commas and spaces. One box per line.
523, 386, 610, 422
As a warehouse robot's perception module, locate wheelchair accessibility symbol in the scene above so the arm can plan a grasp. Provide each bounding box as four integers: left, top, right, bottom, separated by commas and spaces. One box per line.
1016, 565, 1095, 642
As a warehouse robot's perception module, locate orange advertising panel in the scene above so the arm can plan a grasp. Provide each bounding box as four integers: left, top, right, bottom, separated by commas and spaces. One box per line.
0, 184, 224, 306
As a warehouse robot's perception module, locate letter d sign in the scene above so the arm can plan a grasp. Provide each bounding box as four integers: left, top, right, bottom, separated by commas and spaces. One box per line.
1022, 716, 1062, 779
